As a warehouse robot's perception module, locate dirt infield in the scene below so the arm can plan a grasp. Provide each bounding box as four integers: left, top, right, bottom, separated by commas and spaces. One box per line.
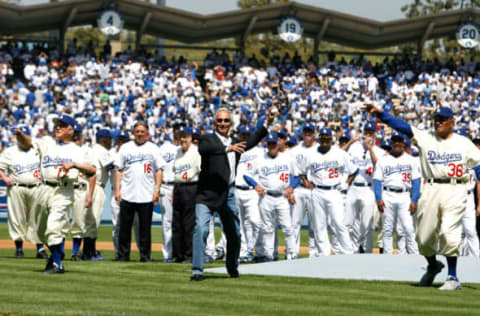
0, 239, 385, 254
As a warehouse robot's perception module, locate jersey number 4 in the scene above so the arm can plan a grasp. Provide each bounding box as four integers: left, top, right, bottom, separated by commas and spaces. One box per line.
447, 163, 463, 177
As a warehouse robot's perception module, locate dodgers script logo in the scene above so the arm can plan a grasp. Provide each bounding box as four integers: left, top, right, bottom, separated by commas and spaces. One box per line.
43, 155, 72, 168
13, 162, 40, 175
174, 164, 191, 174
261, 164, 289, 176
310, 161, 339, 173
162, 152, 175, 163
427, 151, 462, 165
383, 164, 412, 176
240, 153, 258, 164
125, 153, 154, 165
353, 158, 369, 167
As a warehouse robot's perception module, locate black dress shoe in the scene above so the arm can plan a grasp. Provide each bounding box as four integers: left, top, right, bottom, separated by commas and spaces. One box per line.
140, 257, 154, 262
190, 274, 204, 282
229, 270, 239, 278
182, 257, 192, 264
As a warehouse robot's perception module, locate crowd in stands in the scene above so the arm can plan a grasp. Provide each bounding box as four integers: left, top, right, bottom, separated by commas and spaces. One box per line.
0, 39, 480, 149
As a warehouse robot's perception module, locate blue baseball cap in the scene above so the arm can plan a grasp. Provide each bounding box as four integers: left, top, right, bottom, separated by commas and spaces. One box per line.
191, 127, 201, 136
363, 121, 376, 132
339, 132, 351, 141
287, 136, 298, 146
54, 114, 76, 127
278, 129, 288, 138
96, 129, 111, 140
302, 123, 315, 132
117, 131, 130, 140
318, 127, 332, 137
176, 126, 192, 135
74, 123, 83, 133
434, 107, 453, 119
12, 125, 31, 135
239, 125, 253, 135
390, 131, 405, 143
265, 132, 278, 143
380, 139, 392, 150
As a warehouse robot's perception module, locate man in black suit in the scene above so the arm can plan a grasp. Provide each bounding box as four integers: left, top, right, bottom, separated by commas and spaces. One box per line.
190, 107, 276, 281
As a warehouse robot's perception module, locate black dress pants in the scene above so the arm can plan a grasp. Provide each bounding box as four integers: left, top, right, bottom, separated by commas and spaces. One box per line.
118, 200, 153, 261
172, 183, 197, 261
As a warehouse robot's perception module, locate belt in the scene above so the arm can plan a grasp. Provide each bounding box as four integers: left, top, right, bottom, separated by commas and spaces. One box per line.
353, 183, 371, 187
314, 184, 339, 190
340, 190, 347, 194
235, 185, 251, 191
468, 189, 473, 195
383, 186, 410, 193
43, 181, 70, 187
175, 182, 198, 186
14, 183, 39, 188
426, 178, 467, 185
162, 181, 175, 185
265, 190, 283, 197
73, 183, 87, 189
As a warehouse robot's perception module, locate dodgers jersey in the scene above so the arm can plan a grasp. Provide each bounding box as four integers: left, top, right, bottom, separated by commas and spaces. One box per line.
348, 141, 385, 184
248, 151, 294, 192
33, 136, 90, 183
158, 141, 177, 184
411, 126, 480, 181
297, 146, 358, 186
90, 144, 115, 187
115, 141, 166, 203
235, 146, 265, 187
289, 141, 317, 178
174, 144, 201, 183
373, 153, 421, 190
0, 145, 41, 185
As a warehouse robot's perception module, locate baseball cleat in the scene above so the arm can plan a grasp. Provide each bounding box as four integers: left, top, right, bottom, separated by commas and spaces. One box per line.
71, 254, 82, 261
439, 276, 462, 291
15, 250, 24, 259
214, 249, 225, 261
419, 261, 445, 286
36, 249, 49, 259
204, 255, 215, 264
43, 262, 65, 275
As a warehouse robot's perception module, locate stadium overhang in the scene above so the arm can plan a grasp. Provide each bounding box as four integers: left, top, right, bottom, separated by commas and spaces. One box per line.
0, 0, 479, 50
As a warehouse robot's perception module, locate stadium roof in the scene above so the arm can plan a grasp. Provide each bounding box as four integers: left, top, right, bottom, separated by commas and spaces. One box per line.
0, 0, 479, 49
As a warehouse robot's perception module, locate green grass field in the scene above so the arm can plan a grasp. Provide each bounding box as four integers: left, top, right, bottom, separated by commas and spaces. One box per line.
0, 224, 479, 316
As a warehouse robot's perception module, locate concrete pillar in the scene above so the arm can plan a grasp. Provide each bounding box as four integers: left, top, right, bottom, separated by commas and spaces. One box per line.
156, 0, 166, 57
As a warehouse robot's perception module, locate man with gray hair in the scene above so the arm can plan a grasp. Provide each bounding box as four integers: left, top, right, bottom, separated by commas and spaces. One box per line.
190, 107, 277, 281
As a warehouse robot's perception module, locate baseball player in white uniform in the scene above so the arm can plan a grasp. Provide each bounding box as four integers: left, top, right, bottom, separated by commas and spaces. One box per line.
82, 129, 114, 261
296, 127, 358, 255
346, 121, 385, 253
70, 123, 95, 261
158, 134, 177, 262
115, 121, 166, 262
290, 123, 319, 258
234, 125, 263, 263
109, 131, 132, 260
373, 132, 420, 255
461, 168, 480, 257
244, 132, 297, 261
13, 114, 96, 274
0, 126, 47, 259
366, 104, 480, 290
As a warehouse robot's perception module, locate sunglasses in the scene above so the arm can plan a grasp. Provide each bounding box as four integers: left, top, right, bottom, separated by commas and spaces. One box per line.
216, 118, 231, 123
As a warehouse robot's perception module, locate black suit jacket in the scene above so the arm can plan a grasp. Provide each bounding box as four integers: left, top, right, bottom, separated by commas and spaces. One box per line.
195, 126, 268, 209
